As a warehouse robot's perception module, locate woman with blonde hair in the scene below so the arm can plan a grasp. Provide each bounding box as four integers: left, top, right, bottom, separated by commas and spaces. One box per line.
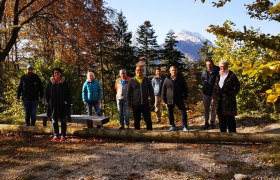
82, 72, 102, 128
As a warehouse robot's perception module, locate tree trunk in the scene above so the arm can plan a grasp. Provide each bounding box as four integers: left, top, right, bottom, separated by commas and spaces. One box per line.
1, 124, 279, 143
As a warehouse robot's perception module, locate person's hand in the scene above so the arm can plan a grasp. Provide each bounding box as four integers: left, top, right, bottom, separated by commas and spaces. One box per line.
84, 102, 87, 105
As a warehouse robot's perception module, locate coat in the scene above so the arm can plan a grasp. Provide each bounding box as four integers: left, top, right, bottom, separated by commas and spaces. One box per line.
45, 77, 71, 119
115, 77, 131, 100
17, 73, 44, 101
127, 77, 155, 107
162, 74, 188, 105
201, 66, 219, 96
151, 75, 165, 96
82, 79, 102, 102
213, 70, 240, 116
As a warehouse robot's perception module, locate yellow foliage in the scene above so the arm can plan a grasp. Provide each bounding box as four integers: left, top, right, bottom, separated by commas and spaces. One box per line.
267, 94, 279, 103
266, 89, 273, 94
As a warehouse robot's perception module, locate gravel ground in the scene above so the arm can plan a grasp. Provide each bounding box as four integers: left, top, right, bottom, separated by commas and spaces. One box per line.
1, 117, 280, 179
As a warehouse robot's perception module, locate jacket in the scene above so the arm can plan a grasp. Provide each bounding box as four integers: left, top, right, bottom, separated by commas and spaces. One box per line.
45, 77, 71, 119
213, 70, 240, 116
82, 79, 102, 102
151, 75, 165, 96
201, 66, 219, 96
162, 74, 188, 105
127, 77, 155, 107
115, 77, 131, 100
17, 73, 44, 101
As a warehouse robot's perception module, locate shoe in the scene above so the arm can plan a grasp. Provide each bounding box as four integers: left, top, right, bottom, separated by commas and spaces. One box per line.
210, 123, 216, 129
183, 127, 189, 132
168, 126, 176, 131
119, 126, 125, 129
201, 123, 210, 129
60, 136, 66, 142
51, 136, 58, 142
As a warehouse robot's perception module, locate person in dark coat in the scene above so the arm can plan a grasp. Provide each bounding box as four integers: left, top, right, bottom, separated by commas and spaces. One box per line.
162, 66, 189, 131
213, 60, 240, 133
45, 68, 71, 142
127, 64, 155, 130
201, 59, 219, 129
17, 64, 44, 126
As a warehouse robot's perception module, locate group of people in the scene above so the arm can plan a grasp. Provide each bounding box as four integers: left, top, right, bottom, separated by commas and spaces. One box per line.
16, 59, 240, 141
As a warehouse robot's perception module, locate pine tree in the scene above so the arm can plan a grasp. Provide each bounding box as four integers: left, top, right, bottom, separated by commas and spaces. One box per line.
136, 20, 159, 76
161, 30, 185, 72
112, 11, 136, 76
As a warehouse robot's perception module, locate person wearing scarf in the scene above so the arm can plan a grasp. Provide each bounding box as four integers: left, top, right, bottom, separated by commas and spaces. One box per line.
213, 60, 240, 133
127, 65, 155, 130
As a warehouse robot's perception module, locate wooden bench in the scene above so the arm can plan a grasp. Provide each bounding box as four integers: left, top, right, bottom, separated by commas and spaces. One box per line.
36, 113, 109, 127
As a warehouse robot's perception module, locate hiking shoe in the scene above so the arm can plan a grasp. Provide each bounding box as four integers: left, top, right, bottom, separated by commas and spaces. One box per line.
168, 126, 176, 131
119, 126, 125, 129
51, 136, 58, 142
201, 123, 210, 129
210, 123, 216, 129
183, 127, 189, 132
60, 136, 66, 142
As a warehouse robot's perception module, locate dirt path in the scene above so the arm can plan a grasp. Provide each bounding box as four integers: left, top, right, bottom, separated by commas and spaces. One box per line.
1, 116, 280, 179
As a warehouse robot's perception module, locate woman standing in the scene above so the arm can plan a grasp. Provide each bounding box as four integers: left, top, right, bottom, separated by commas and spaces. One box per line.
82, 72, 102, 128
213, 60, 240, 133
45, 68, 71, 142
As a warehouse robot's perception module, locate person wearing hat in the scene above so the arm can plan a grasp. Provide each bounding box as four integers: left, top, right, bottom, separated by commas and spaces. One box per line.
17, 64, 44, 126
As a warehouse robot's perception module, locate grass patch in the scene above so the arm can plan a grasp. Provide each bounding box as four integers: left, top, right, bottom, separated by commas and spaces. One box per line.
0, 115, 24, 125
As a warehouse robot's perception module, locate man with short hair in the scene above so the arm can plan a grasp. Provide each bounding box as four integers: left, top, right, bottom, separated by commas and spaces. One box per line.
127, 65, 155, 130
151, 67, 165, 123
201, 59, 219, 129
115, 69, 131, 129
17, 64, 44, 126
162, 66, 189, 131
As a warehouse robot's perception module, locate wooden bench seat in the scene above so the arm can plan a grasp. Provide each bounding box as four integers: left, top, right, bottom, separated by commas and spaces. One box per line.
36, 113, 109, 127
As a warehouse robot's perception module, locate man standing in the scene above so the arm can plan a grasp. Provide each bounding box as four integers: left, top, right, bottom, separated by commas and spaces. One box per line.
151, 67, 165, 123
115, 69, 131, 129
127, 65, 155, 130
201, 59, 219, 129
162, 66, 188, 131
17, 64, 44, 126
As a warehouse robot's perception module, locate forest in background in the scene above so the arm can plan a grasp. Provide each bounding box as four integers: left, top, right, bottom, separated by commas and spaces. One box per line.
0, 0, 279, 120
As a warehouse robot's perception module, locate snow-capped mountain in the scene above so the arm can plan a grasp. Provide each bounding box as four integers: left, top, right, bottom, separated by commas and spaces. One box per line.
161, 30, 214, 61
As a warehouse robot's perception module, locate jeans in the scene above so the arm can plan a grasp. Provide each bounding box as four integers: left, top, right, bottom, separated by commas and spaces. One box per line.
22, 100, 38, 126
52, 118, 67, 137
203, 94, 216, 125
87, 101, 101, 116
132, 104, 152, 130
87, 101, 101, 128
167, 102, 188, 128
117, 99, 130, 127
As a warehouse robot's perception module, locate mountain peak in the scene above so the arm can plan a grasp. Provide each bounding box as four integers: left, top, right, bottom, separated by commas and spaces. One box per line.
176, 30, 206, 44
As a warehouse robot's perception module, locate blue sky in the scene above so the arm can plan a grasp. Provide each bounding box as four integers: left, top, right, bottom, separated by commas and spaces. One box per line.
105, 0, 280, 44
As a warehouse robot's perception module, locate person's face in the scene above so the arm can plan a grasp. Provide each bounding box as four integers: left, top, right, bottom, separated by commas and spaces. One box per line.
27, 68, 33, 74
219, 64, 228, 73
170, 67, 177, 77
206, 61, 214, 71
54, 70, 61, 79
89, 73, 95, 81
120, 71, 127, 79
135, 66, 144, 76
155, 69, 161, 77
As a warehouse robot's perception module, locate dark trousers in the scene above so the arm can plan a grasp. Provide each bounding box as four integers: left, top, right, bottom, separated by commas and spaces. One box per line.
218, 114, 236, 132
52, 117, 67, 137
132, 105, 152, 130
87, 101, 101, 128
22, 100, 38, 126
167, 102, 188, 127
